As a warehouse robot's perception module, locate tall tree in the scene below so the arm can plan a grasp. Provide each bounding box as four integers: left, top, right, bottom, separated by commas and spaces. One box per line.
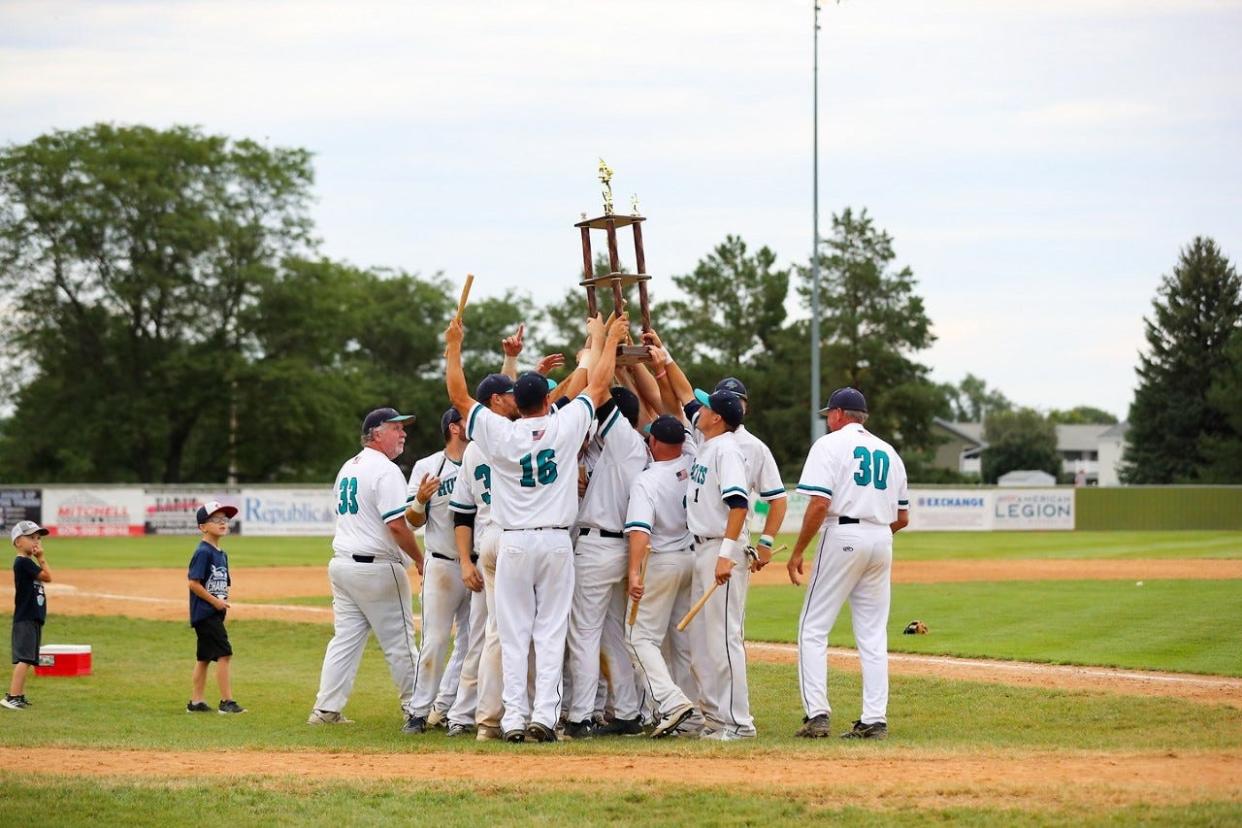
1198, 327, 1242, 483
946, 374, 1012, 422
0, 124, 314, 482
798, 208, 946, 462
981, 408, 1061, 483
1122, 238, 1242, 483
1047, 406, 1118, 425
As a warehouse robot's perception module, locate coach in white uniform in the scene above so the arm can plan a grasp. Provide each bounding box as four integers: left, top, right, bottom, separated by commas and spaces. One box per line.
787, 387, 909, 740
624, 414, 699, 738
309, 408, 426, 731
402, 407, 471, 732
685, 388, 755, 740
447, 373, 516, 740
445, 313, 628, 742
564, 386, 648, 739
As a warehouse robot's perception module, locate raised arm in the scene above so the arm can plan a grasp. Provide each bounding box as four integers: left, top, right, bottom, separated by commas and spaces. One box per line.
642, 329, 693, 406
586, 314, 629, 407
444, 317, 478, 417
627, 362, 665, 418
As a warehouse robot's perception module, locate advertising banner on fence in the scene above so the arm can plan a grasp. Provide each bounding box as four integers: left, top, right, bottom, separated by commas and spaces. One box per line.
144, 488, 242, 535
241, 487, 336, 536
906, 489, 992, 532
0, 488, 42, 535
992, 488, 1074, 530
42, 488, 145, 536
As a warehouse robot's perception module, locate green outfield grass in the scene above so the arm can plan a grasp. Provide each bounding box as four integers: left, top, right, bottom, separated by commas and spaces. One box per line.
1, 775, 1238, 828
747, 579, 1242, 676
40, 530, 1242, 570
3, 615, 1240, 754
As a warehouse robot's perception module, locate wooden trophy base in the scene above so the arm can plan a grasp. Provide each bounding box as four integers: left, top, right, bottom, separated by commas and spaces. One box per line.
617, 344, 653, 366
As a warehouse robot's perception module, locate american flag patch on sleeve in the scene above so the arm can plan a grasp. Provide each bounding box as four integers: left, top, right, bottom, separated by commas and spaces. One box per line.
677, 469, 689, 480
531, 429, 545, 440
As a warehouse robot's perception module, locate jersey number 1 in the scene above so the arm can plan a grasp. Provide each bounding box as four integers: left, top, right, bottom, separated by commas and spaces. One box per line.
519, 449, 558, 488
852, 447, 890, 490
337, 477, 359, 514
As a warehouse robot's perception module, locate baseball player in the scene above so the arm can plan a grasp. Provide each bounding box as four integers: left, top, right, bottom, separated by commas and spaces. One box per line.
446, 373, 516, 740
402, 407, 471, 733
787, 387, 909, 739
308, 407, 426, 732
623, 414, 700, 738
445, 313, 627, 743
563, 385, 648, 739
682, 388, 756, 740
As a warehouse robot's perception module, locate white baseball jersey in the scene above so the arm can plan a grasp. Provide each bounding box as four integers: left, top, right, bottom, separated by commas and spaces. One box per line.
448, 441, 494, 551
577, 407, 649, 532
795, 422, 910, 523
407, 450, 462, 557
331, 447, 409, 562
734, 425, 787, 504
466, 394, 595, 530
625, 453, 694, 553
685, 432, 749, 538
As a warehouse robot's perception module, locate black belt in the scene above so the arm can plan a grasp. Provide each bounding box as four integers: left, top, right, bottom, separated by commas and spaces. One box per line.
352, 555, 375, 563
693, 535, 722, 545
579, 527, 624, 539
431, 551, 479, 564
836, 516, 860, 525
504, 527, 569, 532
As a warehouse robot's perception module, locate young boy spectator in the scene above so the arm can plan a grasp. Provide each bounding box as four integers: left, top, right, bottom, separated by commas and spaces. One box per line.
187, 501, 246, 714
3, 521, 52, 711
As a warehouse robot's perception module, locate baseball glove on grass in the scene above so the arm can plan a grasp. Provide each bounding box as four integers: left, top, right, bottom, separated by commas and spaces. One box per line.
903, 620, 928, 635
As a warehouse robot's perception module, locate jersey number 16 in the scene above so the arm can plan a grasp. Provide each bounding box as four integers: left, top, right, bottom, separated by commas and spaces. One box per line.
519, 449, 558, 488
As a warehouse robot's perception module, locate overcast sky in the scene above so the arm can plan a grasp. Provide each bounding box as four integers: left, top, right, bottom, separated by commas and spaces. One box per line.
3, 0, 1240, 419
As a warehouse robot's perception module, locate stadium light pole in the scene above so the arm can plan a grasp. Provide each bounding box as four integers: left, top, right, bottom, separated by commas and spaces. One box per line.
809, 0, 824, 442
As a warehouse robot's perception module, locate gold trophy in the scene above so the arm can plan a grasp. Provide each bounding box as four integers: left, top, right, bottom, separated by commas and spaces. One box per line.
575, 161, 653, 365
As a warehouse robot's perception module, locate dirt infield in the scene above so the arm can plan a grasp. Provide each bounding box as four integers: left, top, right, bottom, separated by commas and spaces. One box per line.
3, 746, 1239, 809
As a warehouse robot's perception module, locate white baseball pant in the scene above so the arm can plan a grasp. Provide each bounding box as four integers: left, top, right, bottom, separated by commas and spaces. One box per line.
690, 538, 755, 737
313, 557, 420, 715
409, 555, 472, 718
797, 522, 893, 724
626, 547, 695, 717
495, 527, 574, 733
566, 532, 640, 723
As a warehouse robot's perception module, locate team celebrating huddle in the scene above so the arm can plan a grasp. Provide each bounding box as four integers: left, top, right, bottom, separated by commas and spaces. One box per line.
296, 310, 911, 743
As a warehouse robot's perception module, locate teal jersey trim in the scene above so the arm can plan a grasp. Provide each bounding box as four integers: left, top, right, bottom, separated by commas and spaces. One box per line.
721, 486, 748, 498
575, 394, 594, 417
759, 487, 786, 498
448, 500, 476, 513
797, 484, 833, 497
467, 404, 481, 440
624, 520, 652, 532
381, 505, 408, 520
600, 407, 621, 439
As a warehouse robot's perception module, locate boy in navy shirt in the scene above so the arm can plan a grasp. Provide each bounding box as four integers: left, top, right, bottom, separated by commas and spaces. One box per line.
3, 521, 52, 711
187, 501, 245, 714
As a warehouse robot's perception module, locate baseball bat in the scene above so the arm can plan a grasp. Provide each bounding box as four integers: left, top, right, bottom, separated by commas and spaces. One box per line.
456, 273, 475, 320
677, 560, 737, 632
627, 545, 653, 626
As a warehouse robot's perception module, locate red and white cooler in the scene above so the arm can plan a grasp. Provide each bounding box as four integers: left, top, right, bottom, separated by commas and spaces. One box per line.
36, 645, 93, 677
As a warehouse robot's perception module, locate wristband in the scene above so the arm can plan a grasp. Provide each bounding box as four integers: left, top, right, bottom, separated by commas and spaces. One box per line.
409, 499, 426, 515
501, 354, 518, 375
718, 537, 742, 563
758, 534, 774, 548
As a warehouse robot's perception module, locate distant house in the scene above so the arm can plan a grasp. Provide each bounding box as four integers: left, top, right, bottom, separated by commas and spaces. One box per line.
930, 419, 1126, 484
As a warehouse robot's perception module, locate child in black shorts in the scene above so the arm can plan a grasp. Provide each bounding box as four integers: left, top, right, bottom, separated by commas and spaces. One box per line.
187, 501, 245, 714
4, 521, 52, 711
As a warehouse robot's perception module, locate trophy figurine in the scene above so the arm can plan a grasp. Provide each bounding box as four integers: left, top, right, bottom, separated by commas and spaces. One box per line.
575, 162, 653, 365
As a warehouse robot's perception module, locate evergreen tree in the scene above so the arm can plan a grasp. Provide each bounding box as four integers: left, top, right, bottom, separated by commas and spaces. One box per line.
1122, 238, 1242, 483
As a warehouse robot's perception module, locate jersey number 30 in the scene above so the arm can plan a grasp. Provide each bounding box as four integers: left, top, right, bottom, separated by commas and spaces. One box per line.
337, 477, 359, 514
519, 449, 558, 488
852, 447, 891, 490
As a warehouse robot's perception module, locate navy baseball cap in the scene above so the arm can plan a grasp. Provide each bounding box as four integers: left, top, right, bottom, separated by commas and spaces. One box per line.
475, 373, 515, 404
195, 500, 238, 525
647, 414, 686, 445
513, 371, 551, 410
610, 386, 640, 426
694, 387, 744, 428
361, 407, 417, 434
821, 387, 868, 413
714, 377, 748, 400
441, 407, 463, 438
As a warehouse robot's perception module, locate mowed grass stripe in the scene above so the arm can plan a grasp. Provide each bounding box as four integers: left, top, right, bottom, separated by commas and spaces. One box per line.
748, 579, 1242, 676
2, 615, 1240, 753
40, 530, 1242, 570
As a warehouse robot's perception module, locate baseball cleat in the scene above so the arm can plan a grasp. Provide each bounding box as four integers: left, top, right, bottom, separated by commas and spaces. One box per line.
402, 714, 427, 734
841, 720, 887, 740
562, 719, 596, 740
651, 704, 696, 739
525, 721, 558, 743
475, 725, 503, 742
426, 709, 446, 729
795, 714, 831, 738
186, 701, 212, 713
15, 696, 32, 707
446, 722, 475, 737
596, 715, 644, 736
307, 709, 354, 725
218, 700, 247, 715
1, 695, 24, 711
503, 728, 526, 743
